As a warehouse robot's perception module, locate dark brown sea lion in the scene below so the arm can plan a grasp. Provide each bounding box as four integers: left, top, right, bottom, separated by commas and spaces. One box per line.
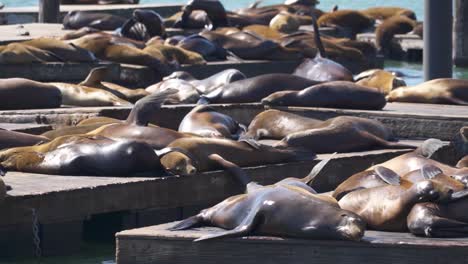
386, 79, 468, 105
175, 35, 228, 60
199, 73, 319, 104
88, 90, 197, 149
355, 69, 406, 94
243, 109, 322, 140
165, 10, 212, 29
361, 7, 417, 21
457, 156, 468, 168
145, 79, 200, 104
262, 81, 387, 110
63, 11, 127, 30
0, 129, 50, 150
170, 154, 366, 241
160, 137, 315, 175
292, 15, 353, 82
178, 105, 246, 139
274, 116, 414, 153
119, 9, 167, 41
317, 10, 374, 36
163, 69, 246, 94
175, 0, 228, 29
0, 78, 62, 110
375, 15, 415, 53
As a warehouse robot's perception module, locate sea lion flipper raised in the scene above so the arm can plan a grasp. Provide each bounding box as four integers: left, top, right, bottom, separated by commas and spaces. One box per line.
301, 152, 337, 185
374, 166, 400, 185
310, 14, 326, 58
248, 0, 263, 8
126, 89, 178, 126
79, 67, 109, 87
421, 164, 443, 180
415, 138, 446, 158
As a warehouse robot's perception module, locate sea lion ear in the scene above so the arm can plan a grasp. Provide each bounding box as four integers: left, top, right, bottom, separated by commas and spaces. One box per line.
374, 166, 400, 185
421, 164, 443, 180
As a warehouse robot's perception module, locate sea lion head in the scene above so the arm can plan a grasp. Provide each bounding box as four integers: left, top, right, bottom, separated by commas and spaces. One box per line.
261, 91, 296, 106
161, 152, 198, 175
334, 211, 366, 241
133, 9, 166, 38
413, 180, 453, 203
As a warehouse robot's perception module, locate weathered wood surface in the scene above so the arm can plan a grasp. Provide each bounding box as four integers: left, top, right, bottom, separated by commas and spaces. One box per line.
0, 61, 120, 82
357, 33, 423, 61
116, 222, 468, 264
0, 4, 182, 25
0, 102, 466, 141
0, 123, 52, 134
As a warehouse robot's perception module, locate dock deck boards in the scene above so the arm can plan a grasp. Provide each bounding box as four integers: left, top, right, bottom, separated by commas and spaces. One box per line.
116, 222, 468, 264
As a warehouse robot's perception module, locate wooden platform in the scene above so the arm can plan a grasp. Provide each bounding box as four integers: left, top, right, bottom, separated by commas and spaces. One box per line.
0, 102, 466, 142
0, 123, 51, 134
357, 33, 423, 61
1, 149, 432, 257
116, 222, 468, 264
0, 4, 182, 25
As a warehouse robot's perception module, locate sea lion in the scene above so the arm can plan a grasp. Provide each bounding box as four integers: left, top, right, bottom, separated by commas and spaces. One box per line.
178, 105, 246, 139
166, 10, 212, 29
175, 35, 227, 60
175, 0, 228, 29
63, 11, 127, 30
457, 156, 468, 168
355, 69, 406, 94
143, 43, 206, 65
145, 79, 200, 104
163, 69, 246, 94
160, 137, 315, 175
0, 78, 62, 110
386, 78, 468, 105
20, 38, 96, 62
269, 11, 300, 33
0, 43, 65, 64
375, 15, 415, 53
339, 167, 453, 232
170, 154, 365, 241
41, 118, 121, 140
292, 15, 353, 82
119, 9, 167, 41
262, 81, 387, 110
273, 116, 414, 153
242, 25, 284, 40
361, 7, 417, 21
243, 109, 322, 140
317, 10, 374, 36
199, 73, 319, 104
403, 165, 466, 192
87, 90, 196, 149
0, 129, 50, 150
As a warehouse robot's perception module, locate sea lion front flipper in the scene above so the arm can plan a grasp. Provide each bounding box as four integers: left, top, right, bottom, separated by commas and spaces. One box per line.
239, 138, 261, 150
415, 138, 446, 158
441, 96, 468, 106
126, 89, 178, 126
248, 0, 263, 8
79, 67, 109, 87
194, 207, 261, 242
301, 152, 337, 185
374, 166, 401, 185
421, 164, 443, 180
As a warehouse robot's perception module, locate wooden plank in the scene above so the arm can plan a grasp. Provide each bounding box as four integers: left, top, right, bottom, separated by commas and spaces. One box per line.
115, 222, 468, 264
0, 4, 182, 25
0, 123, 52, 134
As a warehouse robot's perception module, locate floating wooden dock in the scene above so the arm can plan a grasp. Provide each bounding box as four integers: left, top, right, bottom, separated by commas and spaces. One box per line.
357, 33, 423, 61
116, 222, 468, 264
0, 4, 182, 25
1, 148, 443, 257
0, 123, 52, 134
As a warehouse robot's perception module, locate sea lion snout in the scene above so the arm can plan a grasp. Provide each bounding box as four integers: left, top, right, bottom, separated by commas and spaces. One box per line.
337, 213, 366, 241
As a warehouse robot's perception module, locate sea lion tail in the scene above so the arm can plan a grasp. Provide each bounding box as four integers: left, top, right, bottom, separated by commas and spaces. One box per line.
311, 14, 326, 58
208, 154, 261, 192
126, 88, 178, 126
301, 152, 337, 185
414, 139, 446, 158
169, 215, 204, 231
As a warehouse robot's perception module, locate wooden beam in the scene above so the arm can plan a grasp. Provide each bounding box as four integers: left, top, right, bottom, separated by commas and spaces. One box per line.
38, 0, 60, 23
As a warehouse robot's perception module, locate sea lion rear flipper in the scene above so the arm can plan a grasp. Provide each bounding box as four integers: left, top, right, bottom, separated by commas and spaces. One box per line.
358, 131, 416, 150
374, 166, 401, 185
248, 0, 263, 8
169, 215, 205, 231
194, 207, 261, 242
126, 89, 178, 126
414, 138, 446, 158
301, 152, 337, 185
79, 67, 109, 87
441, 96, 468, 106
421, 164, 443, 180
411, 216, 468, 238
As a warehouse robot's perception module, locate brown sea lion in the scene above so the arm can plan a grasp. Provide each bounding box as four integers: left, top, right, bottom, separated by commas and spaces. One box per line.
163, 69, 246, 94
243, 109, 322, 140
457, 156, 468, 168
175, 35, 227, 60
375, 15, 415, 53
339, 169, 452, 232
269, 11, 300, 33
403, 165, 466, 192
41, 117, 121, 140
317, 10, 374, 36
355, 69, 406, 94
170, 153, 365, 241
386, 78, 468, 105
0, 43, 64, 64
145, 79, 200, 104
160, 137, 315, 175
20, 38, 96, 62
0, 78, 62, 110
292, 16, 353, 82
63, 11, 127, 30
143, 43, 206, 65
178, 105, 246, 139
274, 116, 414, 153
87, 90, 196, 149
361, 7, 417, 21
0, 129, 50, 150
199, 73, 319, 104
243, 25, 284, 40
175, 0, 228, 29
262, 81, 387, 110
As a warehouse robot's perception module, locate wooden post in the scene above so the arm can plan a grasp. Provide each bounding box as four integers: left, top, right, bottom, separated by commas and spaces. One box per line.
38, 0, 60, 23
454, 0, 468, 67
424, 0, 453, 81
